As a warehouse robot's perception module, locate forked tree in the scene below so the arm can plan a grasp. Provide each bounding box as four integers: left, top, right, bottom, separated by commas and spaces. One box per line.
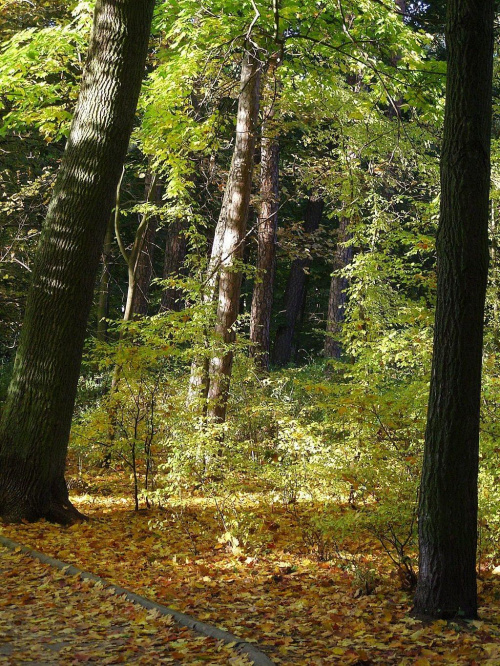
188, 49, 262, 417
413, 0, 494, 619
0, 0, 155, 524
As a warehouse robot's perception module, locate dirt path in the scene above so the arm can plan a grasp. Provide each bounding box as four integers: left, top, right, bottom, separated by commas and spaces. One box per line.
0, 546, 252, 665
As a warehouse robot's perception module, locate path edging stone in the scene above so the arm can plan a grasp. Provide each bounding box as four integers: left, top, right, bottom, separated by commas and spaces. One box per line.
0, 534, 275, 666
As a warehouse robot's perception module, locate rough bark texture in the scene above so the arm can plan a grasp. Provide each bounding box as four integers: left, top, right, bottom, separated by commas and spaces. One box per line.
0, 0, 155, 524
413, 0, 494, 619
131, 173, 162, 316
249, 69, 280, 371
187, 125, 244, 405
273, 198, 324, 366
160, 218, 188, 312
324, 216, 353, 358
206, 52, 262, 422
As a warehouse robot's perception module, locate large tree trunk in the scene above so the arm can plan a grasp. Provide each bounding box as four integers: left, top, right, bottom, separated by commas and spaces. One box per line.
130, 173, 162, 316
0, 0, 155, 525
413, 0, 494, 619
324, 216, 353, 358
206, 51, 262, 422
273, 198, 324, 366
160, 218, 188, 312
249, 61, 280, 372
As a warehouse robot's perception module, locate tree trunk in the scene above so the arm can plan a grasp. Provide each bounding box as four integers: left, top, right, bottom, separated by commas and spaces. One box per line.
206, 51, 262, 422
413, 0, 494, 619
131, 173, 162, 316
324, 216, 353, 358
96, 215, 114, 342
249, 61, 280, 371
187, 129, 244, 405
160, 218, 188, 312
186, 209, 225, 406
490, 201, 500, 347
0, 0, 155, 525
273, 198, 324, 366
116, 173, 159, 326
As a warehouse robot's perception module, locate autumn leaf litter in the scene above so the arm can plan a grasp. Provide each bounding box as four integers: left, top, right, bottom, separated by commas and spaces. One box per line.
1, 478, 500, 665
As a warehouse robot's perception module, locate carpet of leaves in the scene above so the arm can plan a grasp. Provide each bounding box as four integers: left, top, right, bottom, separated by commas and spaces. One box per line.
0, 547, 252, 665
1, 473, 500, 665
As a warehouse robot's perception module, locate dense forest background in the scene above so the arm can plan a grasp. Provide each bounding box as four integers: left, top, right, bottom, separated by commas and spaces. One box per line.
1, 1, 500, 660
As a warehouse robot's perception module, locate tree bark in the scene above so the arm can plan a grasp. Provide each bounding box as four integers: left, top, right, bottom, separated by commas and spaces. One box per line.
0, 0, 155, 524
160, 218, 188, 312
206, 51, 262, 422
131, 173, 162, 316
413, 0, 494, 619
273, 198, 324, 366
186, 208, 225, 406
249, 61, 280, 371
187, 126, 245, 405
324, 216, 353, 358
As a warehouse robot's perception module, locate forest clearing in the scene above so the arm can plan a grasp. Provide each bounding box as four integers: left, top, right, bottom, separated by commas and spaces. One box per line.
2, 0, 500, 663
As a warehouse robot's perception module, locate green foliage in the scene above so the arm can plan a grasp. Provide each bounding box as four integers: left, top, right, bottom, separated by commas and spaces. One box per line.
0, 3, 92, 139
3, 0, 499, 588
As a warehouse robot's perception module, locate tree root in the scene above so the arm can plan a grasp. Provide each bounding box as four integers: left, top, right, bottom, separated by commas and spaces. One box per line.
0, 479, 88, 526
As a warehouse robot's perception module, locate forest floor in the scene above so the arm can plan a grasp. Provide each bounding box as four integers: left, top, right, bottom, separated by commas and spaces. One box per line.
1, 472, 500, 665
0, 546, 250, 665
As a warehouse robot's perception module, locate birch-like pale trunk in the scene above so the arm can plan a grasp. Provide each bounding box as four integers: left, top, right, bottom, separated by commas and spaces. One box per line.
205, 52, 262, 422
188, 51, 262, 411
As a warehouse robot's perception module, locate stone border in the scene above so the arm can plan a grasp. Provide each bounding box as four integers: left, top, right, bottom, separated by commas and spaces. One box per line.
0, 535, 275, 666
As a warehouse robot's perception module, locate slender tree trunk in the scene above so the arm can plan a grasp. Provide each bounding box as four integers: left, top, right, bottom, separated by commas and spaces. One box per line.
186, 210, 225, 406
131, 173, 162, 316
249, 61, 280, 371
490, 202, 500, 346
0, 0, 155, 524
413, 0, 494, 619
96, 215, 114, 342
273, 198, 324, 366
115, 173, 159, 326
160, 218, 188, 312
187, 139, 242, 405
324, 216, 353, 358
206, 51, 262, 422
109, 172, 159, 399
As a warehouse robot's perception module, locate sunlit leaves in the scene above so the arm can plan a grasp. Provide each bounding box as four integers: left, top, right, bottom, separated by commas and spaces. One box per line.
0, 3, 93, 139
